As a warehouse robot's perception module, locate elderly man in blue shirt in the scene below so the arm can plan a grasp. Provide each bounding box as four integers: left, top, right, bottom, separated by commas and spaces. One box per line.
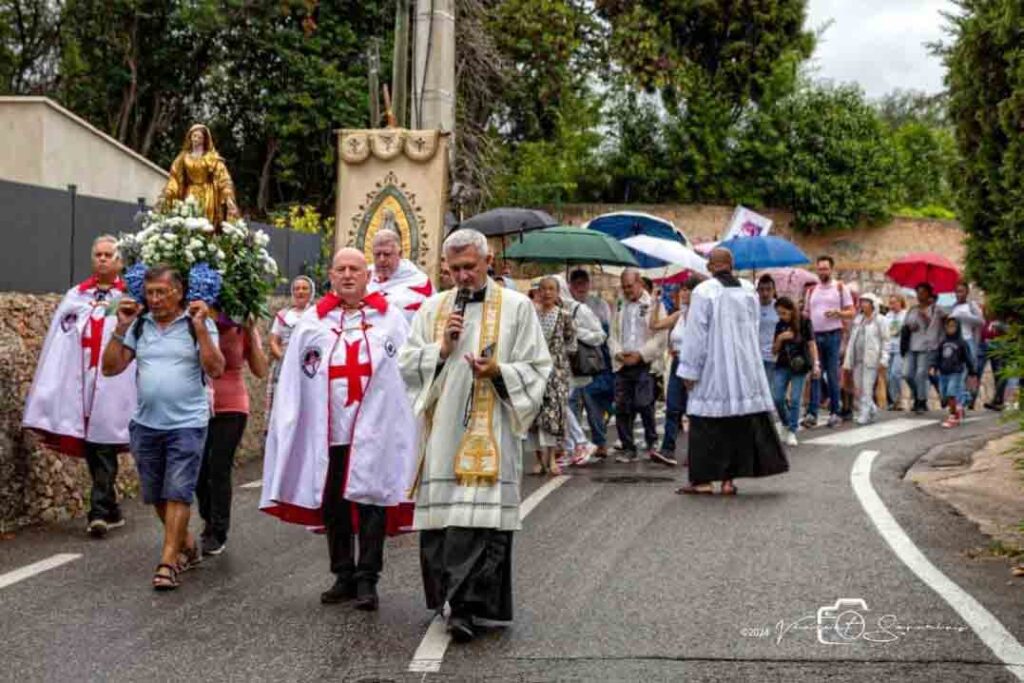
103, 265, 225, 591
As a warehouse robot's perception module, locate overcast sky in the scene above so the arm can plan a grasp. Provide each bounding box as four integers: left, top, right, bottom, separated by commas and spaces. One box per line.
805, 0, 956, 99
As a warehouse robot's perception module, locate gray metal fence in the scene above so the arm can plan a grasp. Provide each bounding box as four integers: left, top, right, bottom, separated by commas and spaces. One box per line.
0, 178, 321, 293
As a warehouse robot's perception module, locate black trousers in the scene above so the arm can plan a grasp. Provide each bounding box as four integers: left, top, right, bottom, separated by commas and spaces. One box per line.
197, 412, 247, 543
420, 527, 513, 622
614, 363, 658, 452
84, 442, 120, 522
323, 445, 386, 585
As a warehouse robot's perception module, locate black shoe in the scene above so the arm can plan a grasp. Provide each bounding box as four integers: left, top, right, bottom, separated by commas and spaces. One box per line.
649, 449, 677, 467
86, 519, 108, 538
912, 401, 927, 414
201, 535, 227, 556
105, 516, 126, 531
984, 402, 1005, 412
320, 577, 357, 604
353, 581, 379, 611
448, 614, 475, 643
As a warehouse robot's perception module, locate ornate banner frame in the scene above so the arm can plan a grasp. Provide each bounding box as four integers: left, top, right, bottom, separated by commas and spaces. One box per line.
334, 129, 450, 282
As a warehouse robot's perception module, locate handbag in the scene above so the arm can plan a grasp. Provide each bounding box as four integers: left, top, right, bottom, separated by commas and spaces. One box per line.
568, 304, 607, 376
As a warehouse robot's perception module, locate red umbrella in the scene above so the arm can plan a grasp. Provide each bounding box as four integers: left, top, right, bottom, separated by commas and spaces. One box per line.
885, 253, 961, 293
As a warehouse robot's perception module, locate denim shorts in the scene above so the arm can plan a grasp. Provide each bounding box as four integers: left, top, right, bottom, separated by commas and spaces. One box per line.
129, 421, 207, 504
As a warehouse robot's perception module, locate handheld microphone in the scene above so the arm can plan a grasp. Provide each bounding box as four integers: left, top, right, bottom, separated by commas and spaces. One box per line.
452, 288, 471, 340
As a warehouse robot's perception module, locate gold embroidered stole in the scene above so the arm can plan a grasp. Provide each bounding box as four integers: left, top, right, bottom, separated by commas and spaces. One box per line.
432, 284, 504, 486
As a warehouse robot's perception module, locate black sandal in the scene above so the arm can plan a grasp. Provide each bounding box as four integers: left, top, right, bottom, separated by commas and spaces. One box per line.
153, 563, 179, 591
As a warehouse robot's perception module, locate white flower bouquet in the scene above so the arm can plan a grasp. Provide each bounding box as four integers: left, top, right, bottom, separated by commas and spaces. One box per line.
119, 197, 280, 320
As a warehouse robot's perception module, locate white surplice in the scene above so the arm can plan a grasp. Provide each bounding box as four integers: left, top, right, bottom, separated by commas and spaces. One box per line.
398, 279, 552, 531
677, 277, 775, 417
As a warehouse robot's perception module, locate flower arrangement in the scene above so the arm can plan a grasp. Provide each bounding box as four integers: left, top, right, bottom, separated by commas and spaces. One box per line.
118, 197, 279, 320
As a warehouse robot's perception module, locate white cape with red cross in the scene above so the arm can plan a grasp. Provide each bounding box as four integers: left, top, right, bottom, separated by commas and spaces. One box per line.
260, 292, 418, 530
22, 278, 138, 457
367, 258, 433, 321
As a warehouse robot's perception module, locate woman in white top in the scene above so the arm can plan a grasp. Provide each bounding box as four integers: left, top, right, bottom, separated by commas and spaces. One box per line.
266, 275, 315, 411
650, 275, 704, 461
843, 293, 889, 425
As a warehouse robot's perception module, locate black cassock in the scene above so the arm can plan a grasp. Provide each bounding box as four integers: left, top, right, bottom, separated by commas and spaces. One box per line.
687, 412, 788, 485
420, 527, 514, 622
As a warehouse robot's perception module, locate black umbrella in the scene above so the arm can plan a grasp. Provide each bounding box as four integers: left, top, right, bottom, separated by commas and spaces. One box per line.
456, 208, 558, 237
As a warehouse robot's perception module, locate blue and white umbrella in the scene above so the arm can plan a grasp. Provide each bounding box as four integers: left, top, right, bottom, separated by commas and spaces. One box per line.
586, 212, 690, 268
718, 235, 810, 271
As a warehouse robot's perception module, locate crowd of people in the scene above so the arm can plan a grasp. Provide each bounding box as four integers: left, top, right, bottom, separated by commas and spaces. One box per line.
20, 229, 1020, 642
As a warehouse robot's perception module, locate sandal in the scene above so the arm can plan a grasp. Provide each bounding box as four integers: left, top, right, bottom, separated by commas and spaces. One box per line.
152, 563, 179, 591
720, 481, 738, 496
675, 484, 714, 495
176, 542, 202, 573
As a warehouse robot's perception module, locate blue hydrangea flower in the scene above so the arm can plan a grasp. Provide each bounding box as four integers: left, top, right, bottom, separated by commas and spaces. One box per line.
124, 263, 147, 302
188, 262, 222, 306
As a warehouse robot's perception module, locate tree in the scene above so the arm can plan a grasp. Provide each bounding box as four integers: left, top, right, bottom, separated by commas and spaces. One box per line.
891, 121, 956, 212
597, 0, 814, 202
0, 0, 62, 93
943, 0, 1024, 316
732, 84, 899, 232
598, 87, 672, 203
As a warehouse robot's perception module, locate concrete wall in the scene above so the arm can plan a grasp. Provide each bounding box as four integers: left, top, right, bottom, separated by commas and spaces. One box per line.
0, 97, 168, 204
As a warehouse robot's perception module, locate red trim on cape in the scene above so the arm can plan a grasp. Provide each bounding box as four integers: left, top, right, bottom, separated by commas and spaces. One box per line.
261, 501, 414, 536
77, 276, 125, 293
26, 428, 128, 459
409, 280, 434, 297
316, 292, 390, 319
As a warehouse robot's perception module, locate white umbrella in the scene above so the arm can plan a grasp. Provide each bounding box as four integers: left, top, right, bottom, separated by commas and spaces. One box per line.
621, 235, 709, 276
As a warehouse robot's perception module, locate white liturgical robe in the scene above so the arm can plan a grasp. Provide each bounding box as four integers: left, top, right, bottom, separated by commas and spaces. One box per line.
398, 280, 552, 531
677, 276, 775, 418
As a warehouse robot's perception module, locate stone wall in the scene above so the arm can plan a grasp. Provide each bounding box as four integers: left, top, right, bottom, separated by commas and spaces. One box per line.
0, 294, 284, 531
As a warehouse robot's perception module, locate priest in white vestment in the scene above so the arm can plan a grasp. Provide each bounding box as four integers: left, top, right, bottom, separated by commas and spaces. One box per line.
399, 228, 552, 643
676, 248, 788, 495
23, 235, 137, 538
260, 248, 416, 611
367, 228, 434, 321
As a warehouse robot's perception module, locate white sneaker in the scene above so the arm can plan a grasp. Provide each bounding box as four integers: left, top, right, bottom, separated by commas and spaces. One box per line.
784, 431, 799, 447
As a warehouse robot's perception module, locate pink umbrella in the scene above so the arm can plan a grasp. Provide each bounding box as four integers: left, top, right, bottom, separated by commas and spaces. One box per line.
692, 240, 719, 256
763, 267, 819, 299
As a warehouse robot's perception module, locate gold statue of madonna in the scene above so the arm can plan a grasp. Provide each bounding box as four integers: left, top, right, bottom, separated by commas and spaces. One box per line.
160, 124, 240, 225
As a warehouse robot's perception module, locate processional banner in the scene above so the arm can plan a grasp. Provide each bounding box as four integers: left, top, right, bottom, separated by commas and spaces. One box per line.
335, 129, 451, 282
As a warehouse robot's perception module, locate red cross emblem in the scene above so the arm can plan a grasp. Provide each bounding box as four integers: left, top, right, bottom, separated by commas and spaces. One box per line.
328, 339, 372, 406
81, 313, 105, 369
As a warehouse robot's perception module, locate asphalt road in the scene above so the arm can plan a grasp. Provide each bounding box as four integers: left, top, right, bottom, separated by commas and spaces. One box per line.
2, 409, 1023, 682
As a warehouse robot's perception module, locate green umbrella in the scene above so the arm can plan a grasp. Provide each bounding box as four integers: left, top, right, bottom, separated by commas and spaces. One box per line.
502, 226, 639, 267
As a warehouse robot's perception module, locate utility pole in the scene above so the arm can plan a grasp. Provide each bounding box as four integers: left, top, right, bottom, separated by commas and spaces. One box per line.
367, 38, 381, 127
391, 0, 411, 128
412, 0, 455, 133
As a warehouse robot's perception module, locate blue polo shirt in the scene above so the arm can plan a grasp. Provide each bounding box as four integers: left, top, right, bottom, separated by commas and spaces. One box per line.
123, 313, 219, 430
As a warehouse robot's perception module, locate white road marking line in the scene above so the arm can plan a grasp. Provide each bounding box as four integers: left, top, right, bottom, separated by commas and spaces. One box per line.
851, 450, 1024, 680
240, 480, 263, 489
407, 475, 571, 674
0, 553, 82, 590
805, 418, 938, 446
